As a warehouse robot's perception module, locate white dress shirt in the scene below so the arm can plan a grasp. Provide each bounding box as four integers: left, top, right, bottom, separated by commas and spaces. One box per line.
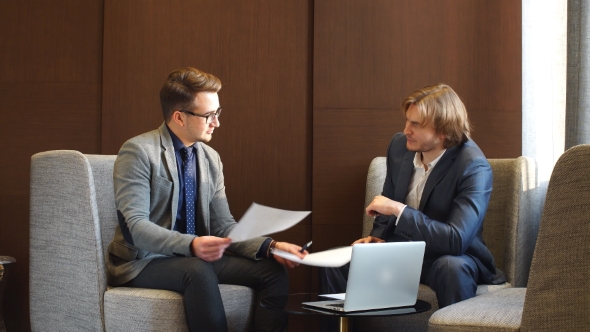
396, 149, 446, 224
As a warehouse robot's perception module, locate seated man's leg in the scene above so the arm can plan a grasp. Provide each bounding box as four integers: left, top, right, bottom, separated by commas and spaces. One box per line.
123, 256, 227, 332
422, 255, 479, 308
214, 255, 289, 332
318, 263, 350, 294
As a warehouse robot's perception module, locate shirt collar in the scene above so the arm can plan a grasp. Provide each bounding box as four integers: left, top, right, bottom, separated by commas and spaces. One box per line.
413, 149, 447, 171
166, 124, 191, 152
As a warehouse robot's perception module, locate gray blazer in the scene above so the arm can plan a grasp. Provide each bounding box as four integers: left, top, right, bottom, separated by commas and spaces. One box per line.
107, 122, 266, 285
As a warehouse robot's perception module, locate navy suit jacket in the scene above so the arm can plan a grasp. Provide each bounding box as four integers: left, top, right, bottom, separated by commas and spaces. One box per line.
370, 133, 504, 284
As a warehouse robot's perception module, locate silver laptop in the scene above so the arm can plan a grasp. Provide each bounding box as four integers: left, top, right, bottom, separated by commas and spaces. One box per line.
303, 241, 425, 312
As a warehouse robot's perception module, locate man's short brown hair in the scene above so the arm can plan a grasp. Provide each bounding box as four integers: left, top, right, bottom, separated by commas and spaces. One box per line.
160, 67, 221, 122
401, 83, 471, 149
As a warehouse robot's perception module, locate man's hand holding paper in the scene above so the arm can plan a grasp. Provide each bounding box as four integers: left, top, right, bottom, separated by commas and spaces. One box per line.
226, 203, 352, 268
271, 246, 353, 268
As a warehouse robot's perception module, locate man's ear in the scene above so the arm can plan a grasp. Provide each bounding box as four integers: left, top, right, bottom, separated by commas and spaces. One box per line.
170, 110, 185, 127
438, 133, 447, 147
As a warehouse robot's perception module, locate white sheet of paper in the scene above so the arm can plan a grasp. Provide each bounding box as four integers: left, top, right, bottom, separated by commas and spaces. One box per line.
227, 203, 310, 242
271, 246, 353, 267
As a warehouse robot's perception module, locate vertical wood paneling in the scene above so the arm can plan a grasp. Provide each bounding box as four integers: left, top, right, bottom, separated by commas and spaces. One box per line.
313, 0, 522, 249
0, 1, 523, 330
0, 1, 104, 331
102, 0, 313, 295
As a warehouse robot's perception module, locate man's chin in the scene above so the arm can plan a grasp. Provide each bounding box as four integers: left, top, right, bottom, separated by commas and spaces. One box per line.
197, 135, 213, 143
406, 142, 418, 152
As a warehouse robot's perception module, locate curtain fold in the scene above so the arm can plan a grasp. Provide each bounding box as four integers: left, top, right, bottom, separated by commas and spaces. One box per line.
522, 0, 567, 241
566, 0, 590, 148
522, 0, 567, 183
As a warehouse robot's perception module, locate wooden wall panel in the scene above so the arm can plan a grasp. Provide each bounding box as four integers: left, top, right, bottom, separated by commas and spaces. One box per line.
313, 109, 399, 226
102, 0, 313, 294
0, 0, 524, 330
313, 0, 521, 248
0, 1, 104, 331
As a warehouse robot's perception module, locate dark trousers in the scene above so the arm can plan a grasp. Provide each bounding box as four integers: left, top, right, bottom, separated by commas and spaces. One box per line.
319, 254, 479, 309
123, 255, 289, 332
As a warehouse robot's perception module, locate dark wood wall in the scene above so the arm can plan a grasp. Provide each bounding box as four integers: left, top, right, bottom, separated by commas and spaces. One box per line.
312, 0, 522, 254
0, 1, 104, 331
0, 1, 520, 331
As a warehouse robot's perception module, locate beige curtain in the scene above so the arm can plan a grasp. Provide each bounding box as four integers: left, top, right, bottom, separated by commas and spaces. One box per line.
522, 0, 568, 233
522, 0, 590, 241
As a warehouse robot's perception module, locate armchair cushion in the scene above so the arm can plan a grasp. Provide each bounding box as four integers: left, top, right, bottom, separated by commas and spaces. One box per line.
429, 288, 525, 332
104, 285, 254, 332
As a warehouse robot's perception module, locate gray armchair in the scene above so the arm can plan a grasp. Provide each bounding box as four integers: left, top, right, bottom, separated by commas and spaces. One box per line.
30, 150, 254, 332
354, 156, 543, 331
428, 144, 590, 331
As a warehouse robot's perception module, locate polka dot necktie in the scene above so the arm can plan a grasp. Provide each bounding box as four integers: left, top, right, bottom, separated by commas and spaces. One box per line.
181, 147, 196, 235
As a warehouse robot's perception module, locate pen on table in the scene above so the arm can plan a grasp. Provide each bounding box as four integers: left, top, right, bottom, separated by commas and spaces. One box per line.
299, 241, 312, 253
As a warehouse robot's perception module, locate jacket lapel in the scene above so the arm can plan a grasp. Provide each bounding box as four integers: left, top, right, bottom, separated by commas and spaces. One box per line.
419, 145, 460, 211
196, 143, 210, 234
159, 123, 180, 228
395, 151, 415, 202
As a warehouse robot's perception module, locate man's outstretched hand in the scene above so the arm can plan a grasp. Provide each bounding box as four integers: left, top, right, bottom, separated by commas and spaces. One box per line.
272, 241, 308, 268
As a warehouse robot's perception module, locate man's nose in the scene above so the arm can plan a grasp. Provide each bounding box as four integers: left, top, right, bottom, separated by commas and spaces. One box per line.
211, 116, 220, 127
403, 122, 411, 135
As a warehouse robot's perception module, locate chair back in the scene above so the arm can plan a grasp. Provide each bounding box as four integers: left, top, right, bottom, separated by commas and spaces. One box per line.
85, 154, 119, 258
483, 157, 541, 287
521, 144, 590, 331
30, 150, 116, 331
362, 157, 388, 238
361, 156, 542, 287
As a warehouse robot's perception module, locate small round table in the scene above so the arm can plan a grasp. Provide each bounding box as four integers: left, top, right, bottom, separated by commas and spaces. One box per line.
260, 293, 430, 332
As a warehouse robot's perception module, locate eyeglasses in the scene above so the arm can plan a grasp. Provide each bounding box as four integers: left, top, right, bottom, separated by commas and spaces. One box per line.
180, 107, 222, 124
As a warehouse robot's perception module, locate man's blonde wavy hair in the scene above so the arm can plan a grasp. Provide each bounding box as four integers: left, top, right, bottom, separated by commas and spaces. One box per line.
401, 83, 471, 149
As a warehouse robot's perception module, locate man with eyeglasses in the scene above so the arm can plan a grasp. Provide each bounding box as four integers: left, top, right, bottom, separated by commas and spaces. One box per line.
106, 67, 306, 332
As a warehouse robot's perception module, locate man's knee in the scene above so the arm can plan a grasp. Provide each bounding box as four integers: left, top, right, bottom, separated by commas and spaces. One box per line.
182, 258, 218, 286
431, 255, 477, 281
259, 259, 289, 291
428, 255, 478, 307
